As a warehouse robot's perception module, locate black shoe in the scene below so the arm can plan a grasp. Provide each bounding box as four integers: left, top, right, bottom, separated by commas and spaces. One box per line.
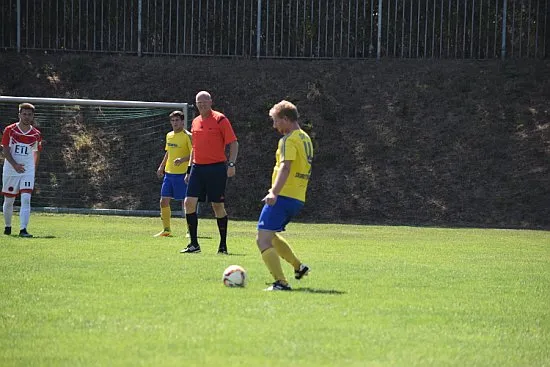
264, 281, 292, 291
4, 226, 11, 235
180, 243, 201, 253
294, 264, 310, 280
217, 245, 228, 255
19, 229, 33, 238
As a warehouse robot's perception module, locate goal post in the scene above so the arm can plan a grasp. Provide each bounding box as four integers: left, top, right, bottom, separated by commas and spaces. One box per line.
0, 96, 191, 216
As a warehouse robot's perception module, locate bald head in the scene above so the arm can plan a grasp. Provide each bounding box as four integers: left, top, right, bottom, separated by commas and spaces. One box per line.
195, 91, 213, 117
195, 91, 212, 102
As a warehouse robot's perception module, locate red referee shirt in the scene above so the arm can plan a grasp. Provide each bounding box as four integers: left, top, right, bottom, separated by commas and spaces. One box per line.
191, 110, 237, 164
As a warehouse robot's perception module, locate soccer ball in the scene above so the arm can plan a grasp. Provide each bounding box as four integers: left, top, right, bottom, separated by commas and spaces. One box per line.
222, 265, 247, 287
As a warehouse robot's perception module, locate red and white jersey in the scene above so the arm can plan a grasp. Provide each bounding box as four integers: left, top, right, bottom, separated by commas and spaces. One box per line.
1, 122, 42, 176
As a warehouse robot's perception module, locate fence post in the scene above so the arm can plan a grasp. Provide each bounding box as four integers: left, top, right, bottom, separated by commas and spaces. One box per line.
138, 0, 142, 56
501, 0, 507, 59
256, 0, 262, 59
377, 0, 383, 59
16, 0, 21, 52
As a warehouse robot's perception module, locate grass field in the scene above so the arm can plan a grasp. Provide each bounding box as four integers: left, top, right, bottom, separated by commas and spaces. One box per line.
0, 213, 549, 366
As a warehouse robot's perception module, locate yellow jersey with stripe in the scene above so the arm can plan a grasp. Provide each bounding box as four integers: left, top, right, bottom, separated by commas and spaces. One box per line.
165, 130, 192, 174
272, 129, 313, 202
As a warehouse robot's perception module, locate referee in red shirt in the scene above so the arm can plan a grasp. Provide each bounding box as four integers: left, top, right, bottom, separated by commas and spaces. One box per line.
181, 91, 239, 254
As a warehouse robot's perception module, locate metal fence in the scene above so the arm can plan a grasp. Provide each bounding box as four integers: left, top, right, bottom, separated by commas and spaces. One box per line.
1, 0, 548, 59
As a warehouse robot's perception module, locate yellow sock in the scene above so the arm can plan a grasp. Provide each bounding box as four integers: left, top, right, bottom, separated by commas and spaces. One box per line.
261, 247, 287, 284
272, 234, 301, 270
161, 206, 171, 231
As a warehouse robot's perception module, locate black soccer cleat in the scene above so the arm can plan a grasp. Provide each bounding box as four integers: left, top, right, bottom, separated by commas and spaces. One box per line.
180, 243, 201, 253
217, 245, 228, 255
294, 264, 310, 280
4, 226, 11, 235
264, 280, 292, 291
19, 229, 33, 238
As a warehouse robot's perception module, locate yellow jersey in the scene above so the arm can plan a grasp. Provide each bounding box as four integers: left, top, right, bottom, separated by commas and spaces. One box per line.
272, 129, 313, 202
165, 130, 192, 174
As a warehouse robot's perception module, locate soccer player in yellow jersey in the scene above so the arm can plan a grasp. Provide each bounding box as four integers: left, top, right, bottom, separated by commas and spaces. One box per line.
257, 100, 312, 291
154, 111, 192, 237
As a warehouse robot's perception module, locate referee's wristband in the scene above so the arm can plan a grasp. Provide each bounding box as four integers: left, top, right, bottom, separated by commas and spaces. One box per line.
186, 166, 191, 174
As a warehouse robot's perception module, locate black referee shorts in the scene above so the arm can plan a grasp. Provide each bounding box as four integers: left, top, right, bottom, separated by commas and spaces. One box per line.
186, 162, 227, 203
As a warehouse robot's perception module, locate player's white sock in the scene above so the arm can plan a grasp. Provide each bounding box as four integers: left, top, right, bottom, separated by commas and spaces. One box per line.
20, 193, 32, 229
3, 196, 15, 227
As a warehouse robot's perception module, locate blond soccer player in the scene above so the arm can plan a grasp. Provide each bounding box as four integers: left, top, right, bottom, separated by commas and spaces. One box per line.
256, 100, 312, 291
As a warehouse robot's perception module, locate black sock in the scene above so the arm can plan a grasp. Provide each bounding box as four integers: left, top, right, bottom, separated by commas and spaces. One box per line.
217, 216, 228, 248
186, 212, 199, 245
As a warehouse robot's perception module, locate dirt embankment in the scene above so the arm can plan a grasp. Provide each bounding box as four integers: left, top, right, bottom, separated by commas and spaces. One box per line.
1, 53, 549, 228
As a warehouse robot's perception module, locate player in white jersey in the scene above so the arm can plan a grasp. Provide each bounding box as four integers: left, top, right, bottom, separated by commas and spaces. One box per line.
1, 103, 43, 237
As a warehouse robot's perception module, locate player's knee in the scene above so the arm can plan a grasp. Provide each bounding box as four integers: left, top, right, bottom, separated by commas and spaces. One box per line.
211, 202, 226, 217
20, 193, 31, 207
255, 234, 262, 248
256, 231, 273, 252
184, 197, 197, 213
3, 196, 15, 205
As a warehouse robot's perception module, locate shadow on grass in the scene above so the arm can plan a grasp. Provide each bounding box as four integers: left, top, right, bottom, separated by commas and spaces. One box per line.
5, 235, 57, 239
222, 252, 246, 257
176, 251, 247, 256
293, 287, 346, 295
170, 236, 212, 239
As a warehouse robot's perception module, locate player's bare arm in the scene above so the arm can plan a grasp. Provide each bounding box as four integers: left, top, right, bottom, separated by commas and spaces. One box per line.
174, 154, 191, 166
2, 145, 25, 173
227, 140, 239, 178
34, 150, 40, 171
263, 160, 292, 206
157, 152, 168, 179
184, 150, 194, 184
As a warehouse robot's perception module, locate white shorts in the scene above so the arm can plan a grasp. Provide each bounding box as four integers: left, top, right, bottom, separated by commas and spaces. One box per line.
2, 174, 35, 197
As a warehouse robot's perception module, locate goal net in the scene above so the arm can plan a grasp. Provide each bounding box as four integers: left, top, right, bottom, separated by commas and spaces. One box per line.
0, 96, 190, 216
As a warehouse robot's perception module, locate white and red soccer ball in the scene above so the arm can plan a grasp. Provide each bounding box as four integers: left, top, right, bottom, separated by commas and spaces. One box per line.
222, 265, 247, 287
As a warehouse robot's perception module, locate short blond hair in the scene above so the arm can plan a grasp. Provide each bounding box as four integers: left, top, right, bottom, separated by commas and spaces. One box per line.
18, 103, 35, 113
269, 100, 299, 122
